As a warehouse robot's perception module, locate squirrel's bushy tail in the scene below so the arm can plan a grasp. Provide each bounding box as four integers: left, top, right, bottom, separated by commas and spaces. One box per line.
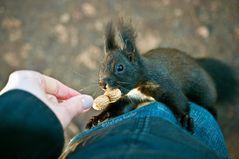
197, 58, 239, 104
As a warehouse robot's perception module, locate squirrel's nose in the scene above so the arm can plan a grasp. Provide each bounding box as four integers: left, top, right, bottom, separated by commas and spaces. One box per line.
99, 78, 115, 90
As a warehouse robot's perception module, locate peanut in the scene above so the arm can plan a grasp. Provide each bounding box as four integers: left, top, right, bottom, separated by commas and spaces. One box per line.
93, 95, 110, 110
93, 88, 121, 111
104, 88, 122, 102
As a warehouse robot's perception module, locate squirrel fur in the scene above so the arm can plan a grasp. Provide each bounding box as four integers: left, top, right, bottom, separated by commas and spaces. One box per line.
86, 19, 238, 132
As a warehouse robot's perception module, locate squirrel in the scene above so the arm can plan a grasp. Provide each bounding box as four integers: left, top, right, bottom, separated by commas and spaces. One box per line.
85, 19, 238, 133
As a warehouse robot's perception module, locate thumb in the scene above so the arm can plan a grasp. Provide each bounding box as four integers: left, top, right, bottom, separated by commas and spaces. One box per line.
56, 95, 93, 128
61, 94, 93, 117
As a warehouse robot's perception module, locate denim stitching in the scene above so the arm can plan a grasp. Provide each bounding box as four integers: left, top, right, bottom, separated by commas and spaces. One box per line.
69, 102, 229, 158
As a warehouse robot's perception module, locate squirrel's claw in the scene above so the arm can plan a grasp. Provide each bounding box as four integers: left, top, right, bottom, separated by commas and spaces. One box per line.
85, 116, 100, 129
85, 112, 112, 129
180, 114, 194, 133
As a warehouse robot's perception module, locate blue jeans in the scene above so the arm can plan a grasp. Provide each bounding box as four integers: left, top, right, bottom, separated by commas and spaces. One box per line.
69, 102, 229, 158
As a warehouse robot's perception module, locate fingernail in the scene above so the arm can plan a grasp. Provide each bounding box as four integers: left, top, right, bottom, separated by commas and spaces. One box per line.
81, 95, 93, 109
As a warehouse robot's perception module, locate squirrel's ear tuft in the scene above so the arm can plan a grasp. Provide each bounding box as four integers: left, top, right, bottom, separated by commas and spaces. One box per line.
104, 21, 118, 53
118, 18, 137, 62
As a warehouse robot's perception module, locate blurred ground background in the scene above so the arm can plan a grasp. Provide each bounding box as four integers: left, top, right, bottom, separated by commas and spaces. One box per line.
0, 0, 238, 158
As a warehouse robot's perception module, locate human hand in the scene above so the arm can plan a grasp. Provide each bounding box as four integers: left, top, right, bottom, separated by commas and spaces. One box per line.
0, 70, 93, 129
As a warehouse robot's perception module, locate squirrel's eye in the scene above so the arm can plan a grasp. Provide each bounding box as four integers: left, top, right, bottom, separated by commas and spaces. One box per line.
116, 64, 124, 72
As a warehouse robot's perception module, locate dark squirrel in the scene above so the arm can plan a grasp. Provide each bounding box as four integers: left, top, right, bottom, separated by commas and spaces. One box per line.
86, 19, 238, 132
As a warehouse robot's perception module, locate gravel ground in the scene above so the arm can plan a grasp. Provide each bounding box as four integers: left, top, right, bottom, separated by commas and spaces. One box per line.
0, 0, 238, 158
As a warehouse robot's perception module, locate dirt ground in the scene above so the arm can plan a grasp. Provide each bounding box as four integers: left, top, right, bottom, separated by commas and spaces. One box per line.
0, 0, 238, 158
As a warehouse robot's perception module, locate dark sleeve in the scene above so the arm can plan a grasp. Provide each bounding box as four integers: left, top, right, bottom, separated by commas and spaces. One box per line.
0, 90, 64, 159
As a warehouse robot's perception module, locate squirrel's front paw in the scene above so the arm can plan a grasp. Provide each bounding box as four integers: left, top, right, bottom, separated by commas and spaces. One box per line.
85, 116, 100, 129
85, 112, 111, 129
180, 114, 194, 133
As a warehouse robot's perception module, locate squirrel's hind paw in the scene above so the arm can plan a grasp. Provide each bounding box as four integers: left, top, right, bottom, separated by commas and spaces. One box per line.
180, 114, 194, 134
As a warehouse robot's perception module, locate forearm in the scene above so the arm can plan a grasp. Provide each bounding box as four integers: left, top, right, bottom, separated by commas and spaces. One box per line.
0, 90, 64, 159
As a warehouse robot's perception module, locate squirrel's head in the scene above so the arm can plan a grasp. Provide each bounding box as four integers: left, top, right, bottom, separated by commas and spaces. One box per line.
98, 19, 143, 95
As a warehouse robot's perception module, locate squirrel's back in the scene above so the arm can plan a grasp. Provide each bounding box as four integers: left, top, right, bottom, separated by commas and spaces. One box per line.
143, 48, 199, 82
142, 48, 218, 115
142, 48, 214, 87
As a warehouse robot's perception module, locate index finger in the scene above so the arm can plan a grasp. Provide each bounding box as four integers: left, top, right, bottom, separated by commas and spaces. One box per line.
41, 75, 80, 100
